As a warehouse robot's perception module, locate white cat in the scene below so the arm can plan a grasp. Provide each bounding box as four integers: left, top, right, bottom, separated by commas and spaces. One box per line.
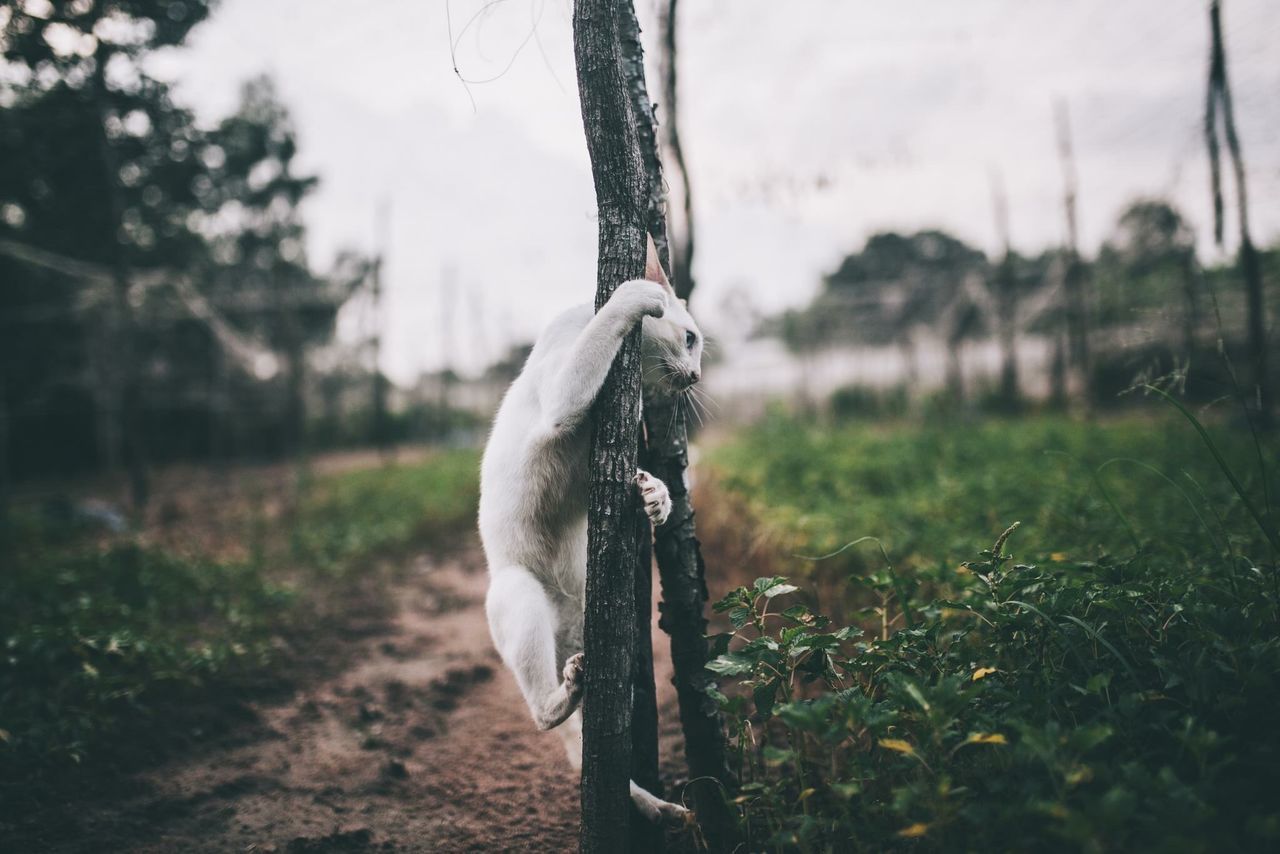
478, 238, 702, 825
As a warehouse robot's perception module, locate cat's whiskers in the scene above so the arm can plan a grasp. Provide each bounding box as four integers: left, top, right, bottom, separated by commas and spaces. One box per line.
681, 388, 706, 428
688, 384, 720, 412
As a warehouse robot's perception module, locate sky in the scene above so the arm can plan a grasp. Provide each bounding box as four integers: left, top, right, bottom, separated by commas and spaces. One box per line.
148, 0, 1280, 385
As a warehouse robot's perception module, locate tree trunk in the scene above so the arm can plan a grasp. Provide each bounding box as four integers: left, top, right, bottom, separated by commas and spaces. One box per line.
621, 6, 737, 848
91, 54, 149, 515
643, 395, 738, 849
630, 501, 663, 853
990, 170, 1019, 407
619, 5, 669, 270
1180, 250, 1200, 357
1055, 100, 1092, 411
659, 0, 696, 299
1207, 0, 1269, 427
618, 5, 736, 848
573, 1, 650, 850
370, 231, 391, 452
618, 9, 669, 850
945, 333, 964, 402
1050, 330, 1067, 409
998, 262, 1019, 406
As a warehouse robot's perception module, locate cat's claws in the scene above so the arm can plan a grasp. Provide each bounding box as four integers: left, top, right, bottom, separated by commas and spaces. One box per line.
562, 652, 584, 700
635, 469, 672, 527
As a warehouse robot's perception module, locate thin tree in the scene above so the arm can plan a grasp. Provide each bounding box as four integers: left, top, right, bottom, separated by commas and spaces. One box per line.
371, 200, 391, 453
1055, 99, 1092, 409
90, 49, 149, 515
659, 0, 696, 299
1206, 0, 1269, 427
990, 169, 1020, 406
616, 12, 665, 850
633, 1, 738, 848
574, 0, 652, 849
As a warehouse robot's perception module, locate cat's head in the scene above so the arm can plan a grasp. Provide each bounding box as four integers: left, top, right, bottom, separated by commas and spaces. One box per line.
639, 236, 703, 397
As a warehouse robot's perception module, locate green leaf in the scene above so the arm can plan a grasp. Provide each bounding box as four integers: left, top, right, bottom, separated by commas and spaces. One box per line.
753, 576, 789, 594
706, 653, 755, 676
754, 678, 781, 718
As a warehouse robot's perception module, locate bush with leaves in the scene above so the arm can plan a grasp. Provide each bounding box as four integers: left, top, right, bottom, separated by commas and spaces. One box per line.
706, 412, 1279, 851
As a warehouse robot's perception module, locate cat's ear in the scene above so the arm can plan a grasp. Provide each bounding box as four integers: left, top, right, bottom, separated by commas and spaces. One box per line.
644, 234, 675, 294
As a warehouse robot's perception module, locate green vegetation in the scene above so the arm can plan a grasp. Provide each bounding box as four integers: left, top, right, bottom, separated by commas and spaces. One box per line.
705, 413, 1279, 851
0, 450, 478, 785
291, 449, 482, 570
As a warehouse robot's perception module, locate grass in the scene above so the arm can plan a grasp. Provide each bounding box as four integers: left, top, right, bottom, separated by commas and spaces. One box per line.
708, 411, 1277, 601
0, 449, 479, 790
702, 411, 1279, 851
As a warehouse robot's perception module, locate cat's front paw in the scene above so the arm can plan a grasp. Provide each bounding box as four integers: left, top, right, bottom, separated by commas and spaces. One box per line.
612, 279, 667, 322
562, 652, 584, 702
635, 469, 672, 527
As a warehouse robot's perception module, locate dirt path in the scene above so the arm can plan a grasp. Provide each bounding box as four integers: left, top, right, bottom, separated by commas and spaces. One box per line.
70, 549, 592, 853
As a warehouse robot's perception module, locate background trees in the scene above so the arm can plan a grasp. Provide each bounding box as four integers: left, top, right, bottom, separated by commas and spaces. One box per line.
0, 2, 361, 508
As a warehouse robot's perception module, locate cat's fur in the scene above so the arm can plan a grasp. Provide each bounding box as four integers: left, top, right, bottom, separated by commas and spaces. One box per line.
478, 240, 702, 825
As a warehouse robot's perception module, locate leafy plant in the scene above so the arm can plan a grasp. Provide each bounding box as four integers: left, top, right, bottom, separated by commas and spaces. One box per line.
705, 416, 1279, 851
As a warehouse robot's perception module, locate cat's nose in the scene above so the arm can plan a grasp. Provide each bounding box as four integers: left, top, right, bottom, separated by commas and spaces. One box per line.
688, 369, 701, 385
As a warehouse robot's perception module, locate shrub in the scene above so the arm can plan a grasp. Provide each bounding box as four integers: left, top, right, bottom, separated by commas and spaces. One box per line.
710, 536, 1280, 851
704, 411, 1279, 850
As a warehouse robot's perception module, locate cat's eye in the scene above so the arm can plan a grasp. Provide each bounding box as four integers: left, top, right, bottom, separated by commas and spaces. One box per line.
685, 330, 697, 350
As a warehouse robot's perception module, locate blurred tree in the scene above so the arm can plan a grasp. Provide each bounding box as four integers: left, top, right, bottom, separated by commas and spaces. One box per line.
1, 0, 217, 504
199, 76, 362, 459
1, 4, 360, 491
1099, 200, 1200, 355
658, 0, 694, 300
771, 230, 990, 402
990, 169, 1020, 407
1055, 99, 1093, 409
1205, 0, 1269, 427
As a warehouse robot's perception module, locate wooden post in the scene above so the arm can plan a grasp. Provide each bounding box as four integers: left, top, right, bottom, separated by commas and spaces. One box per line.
573, 0, 650, 849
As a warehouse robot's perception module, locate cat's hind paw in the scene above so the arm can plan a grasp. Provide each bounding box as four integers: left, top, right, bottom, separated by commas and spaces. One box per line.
562, 652, 584, 702
635, 469, 672, 527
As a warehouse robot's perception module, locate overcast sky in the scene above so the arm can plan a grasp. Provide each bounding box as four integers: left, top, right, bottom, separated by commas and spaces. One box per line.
149, 0, 1280, 384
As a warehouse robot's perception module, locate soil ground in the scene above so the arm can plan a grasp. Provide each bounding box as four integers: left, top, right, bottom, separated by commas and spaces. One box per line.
17, 548, 689, 853
7, 452, 697, 852
72, 550, 579, 852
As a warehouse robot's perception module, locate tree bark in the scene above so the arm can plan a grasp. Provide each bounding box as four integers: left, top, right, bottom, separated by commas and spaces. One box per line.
573, 1, 650, 850
643, 396, 738, 849
630, 500, 663, 853
618, 3, 737, 849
